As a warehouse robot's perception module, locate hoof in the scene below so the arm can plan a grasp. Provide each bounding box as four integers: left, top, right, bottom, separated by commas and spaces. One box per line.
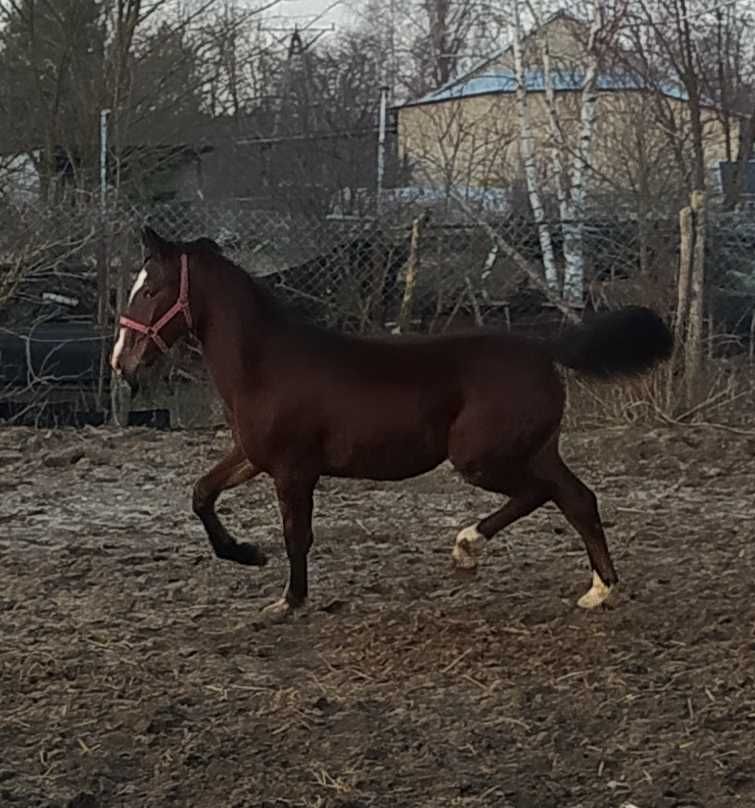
258, 597, 296, 625
452, 525, 485, 570
577, 571, 613, 609
234, 543, 268, 567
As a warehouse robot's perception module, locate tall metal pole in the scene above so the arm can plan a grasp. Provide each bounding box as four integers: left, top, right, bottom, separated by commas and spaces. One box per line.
389, 0, 397, 101
100, 108, 111, 212
97, 108, 113, 419
376, 85, 389, 217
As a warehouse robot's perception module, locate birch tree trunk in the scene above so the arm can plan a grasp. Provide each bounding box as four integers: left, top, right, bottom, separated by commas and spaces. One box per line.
562, 1, 602, 306
536, 0, 579, 304
536, 6, 570, 234
523, 0, 606, 306
513, 1, 559, 292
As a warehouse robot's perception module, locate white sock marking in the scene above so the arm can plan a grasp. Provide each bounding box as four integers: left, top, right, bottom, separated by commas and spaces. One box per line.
452, 525, 486, 569
262, 598, 290, 615
577, 570, 612, 609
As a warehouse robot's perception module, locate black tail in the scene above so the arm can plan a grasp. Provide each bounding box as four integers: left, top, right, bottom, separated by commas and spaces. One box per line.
551, 306, 673, 379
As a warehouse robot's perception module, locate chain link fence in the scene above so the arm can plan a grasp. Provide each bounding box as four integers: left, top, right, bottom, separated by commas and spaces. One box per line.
140, 200, 755, 347
1, 194, 754, 426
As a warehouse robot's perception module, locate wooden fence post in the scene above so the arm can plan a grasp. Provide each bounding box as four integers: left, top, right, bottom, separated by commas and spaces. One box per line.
667, 202, 691, 410
668, 190, 705, 411
397, 212, 428, 333
685, 190, 706, 406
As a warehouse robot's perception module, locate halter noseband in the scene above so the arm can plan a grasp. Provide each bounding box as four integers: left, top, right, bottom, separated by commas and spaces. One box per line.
119, 254, 192, 353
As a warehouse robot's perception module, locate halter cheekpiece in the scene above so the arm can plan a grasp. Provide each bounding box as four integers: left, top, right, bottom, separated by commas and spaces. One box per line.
118, 254, 192, 353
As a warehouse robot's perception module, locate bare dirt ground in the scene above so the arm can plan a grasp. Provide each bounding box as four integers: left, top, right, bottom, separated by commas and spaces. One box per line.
1, 423, 754, 808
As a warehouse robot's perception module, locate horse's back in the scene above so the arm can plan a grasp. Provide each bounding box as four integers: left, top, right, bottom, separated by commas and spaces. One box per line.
282, 324, 553, 382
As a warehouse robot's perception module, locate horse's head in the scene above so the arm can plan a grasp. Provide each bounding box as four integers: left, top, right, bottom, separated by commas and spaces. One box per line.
110, 226, 193, 392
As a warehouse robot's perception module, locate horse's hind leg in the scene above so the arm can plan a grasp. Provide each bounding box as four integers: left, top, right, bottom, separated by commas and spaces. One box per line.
192, 444, 267, 567
452, 484, 551, 569
547, 457, 618, 609
451, 447, 617, 609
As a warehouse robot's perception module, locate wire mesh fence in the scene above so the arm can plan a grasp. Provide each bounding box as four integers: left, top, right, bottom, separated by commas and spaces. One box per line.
1, 194, 754, 426
140, 200, 755, 349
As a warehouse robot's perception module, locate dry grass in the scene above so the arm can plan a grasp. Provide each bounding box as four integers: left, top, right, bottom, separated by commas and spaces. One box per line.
566, 361, 755, 430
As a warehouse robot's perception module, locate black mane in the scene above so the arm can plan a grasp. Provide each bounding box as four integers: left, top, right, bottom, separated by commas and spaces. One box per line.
179, 236, 224, 255
182, 236, 293, 324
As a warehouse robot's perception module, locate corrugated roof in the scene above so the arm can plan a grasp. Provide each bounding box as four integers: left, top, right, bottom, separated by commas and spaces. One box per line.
401, 68, 689, 107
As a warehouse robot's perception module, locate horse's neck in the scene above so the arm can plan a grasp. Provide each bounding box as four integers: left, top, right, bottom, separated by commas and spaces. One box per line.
193, 265, 271, 406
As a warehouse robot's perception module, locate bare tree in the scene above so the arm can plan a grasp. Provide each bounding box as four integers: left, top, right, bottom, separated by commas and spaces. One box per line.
0, 202, 98, 308
0, 0, 105, 201
622, 0, 708, 193
619, 0, 747, 402
353, 0, 497, 101
197, 1, 282, 121
510, 0, 628, 304
415, 0, 477, 90
233, 29, 386, 216
697, 1, 755, 209
405, 97, 517, 202
512, 0, 559, 291
0, 0, 272, 206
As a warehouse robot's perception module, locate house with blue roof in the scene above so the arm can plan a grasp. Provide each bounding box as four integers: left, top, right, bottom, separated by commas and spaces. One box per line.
395, 11, 735, 215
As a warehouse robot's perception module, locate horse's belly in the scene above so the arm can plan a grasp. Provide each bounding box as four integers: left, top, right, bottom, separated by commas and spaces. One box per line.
322, 426, 447, 481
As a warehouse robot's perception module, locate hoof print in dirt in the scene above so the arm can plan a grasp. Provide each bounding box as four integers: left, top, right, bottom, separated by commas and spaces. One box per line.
320, 598, 348, 614
451, 561, 479, 578
42, 447, 86, 467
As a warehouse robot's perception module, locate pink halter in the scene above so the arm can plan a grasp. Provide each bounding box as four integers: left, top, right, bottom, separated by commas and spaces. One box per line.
119, 254, 192, 353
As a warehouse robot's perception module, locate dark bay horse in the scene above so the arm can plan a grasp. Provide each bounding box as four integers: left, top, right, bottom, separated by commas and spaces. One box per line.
111, 227, 673, 621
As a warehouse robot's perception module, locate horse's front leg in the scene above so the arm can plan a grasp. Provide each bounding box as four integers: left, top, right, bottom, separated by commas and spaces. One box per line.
192, 444, 267, 566
260, 472, 317, 622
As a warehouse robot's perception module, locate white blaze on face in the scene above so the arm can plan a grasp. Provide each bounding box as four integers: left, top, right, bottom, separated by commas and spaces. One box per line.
128, 268, 148, 303
110, 268, 148, 372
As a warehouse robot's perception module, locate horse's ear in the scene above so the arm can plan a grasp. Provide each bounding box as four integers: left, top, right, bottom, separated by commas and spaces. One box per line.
141, 226, 170, 258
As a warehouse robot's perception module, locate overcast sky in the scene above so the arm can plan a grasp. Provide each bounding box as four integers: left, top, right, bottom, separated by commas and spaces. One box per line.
254, 0, 354, 28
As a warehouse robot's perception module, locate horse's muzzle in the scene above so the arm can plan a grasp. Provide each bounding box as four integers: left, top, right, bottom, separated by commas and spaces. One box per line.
120, 368, 140, 398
